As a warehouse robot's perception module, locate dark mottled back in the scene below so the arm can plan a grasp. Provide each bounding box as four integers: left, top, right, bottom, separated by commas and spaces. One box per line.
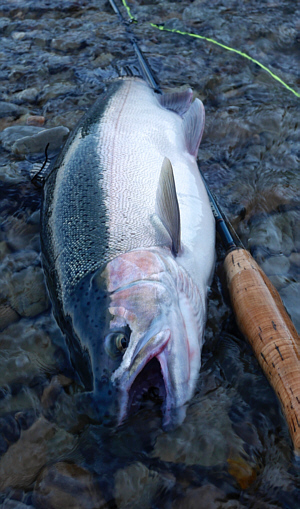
41, 80, 124, 305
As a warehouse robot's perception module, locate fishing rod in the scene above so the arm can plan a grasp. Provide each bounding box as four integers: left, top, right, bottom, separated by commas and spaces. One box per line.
109, 0, 161, 94
108, 0, 300, 455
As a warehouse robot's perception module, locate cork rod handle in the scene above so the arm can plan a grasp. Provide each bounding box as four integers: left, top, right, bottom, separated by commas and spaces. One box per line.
224, 248, 300, 455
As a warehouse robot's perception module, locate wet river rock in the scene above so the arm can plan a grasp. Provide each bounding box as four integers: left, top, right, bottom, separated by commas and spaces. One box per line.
0, 124, 69, 157
33, 462, 107, 509
114, 461, 174, 509
151, 387, 245, 467
0, 417, 76, 491
12, 126, 69, 156
0, 126, 44, 151
0, 102, 28, 119
1, 264, 49, 318
0, 0, 299, 506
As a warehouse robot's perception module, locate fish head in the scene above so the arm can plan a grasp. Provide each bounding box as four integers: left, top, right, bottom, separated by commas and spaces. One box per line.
71, 248, 204, 428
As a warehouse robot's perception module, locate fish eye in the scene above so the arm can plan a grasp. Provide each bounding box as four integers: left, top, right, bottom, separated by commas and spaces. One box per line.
115, 333, 129, 352
104, 327, 131, 359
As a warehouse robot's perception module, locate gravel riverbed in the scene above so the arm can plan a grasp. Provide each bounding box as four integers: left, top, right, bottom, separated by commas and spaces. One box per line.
0, 0, 299, 507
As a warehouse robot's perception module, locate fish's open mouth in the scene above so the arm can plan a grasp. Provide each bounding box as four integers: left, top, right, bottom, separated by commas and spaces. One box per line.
112, 329, 172, 426
127, 357, 166, 417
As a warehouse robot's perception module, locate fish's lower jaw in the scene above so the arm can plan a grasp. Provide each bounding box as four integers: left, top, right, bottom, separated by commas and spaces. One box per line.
161, 403, 188, 431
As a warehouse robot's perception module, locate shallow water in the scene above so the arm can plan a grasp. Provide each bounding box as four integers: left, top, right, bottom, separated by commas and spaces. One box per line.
0, 0, 299, 507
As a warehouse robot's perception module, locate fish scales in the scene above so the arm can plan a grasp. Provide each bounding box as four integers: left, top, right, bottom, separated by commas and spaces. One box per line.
41, 77, 215, 427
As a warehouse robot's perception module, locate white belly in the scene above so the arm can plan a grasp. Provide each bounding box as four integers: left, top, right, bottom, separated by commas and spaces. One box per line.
99, 78, 215, 293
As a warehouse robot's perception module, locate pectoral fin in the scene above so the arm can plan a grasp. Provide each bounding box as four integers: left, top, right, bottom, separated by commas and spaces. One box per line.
156, 158, 181, 255
158, 88, 193, 116
182, 98, 205, 157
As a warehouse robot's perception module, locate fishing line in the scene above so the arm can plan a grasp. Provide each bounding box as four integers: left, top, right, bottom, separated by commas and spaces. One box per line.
122, 0, 300, 99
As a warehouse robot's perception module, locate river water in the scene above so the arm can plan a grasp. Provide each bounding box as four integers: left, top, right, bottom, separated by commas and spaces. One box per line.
0, 0, 299, 507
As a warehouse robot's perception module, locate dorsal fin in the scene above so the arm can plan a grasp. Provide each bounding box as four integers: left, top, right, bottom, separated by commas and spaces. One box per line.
158, 89, 193, 117
182, 98, 205, 157
156, 158, 181, 255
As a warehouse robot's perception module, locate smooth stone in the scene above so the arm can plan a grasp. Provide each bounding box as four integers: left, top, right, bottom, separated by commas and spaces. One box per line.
0, 17, 11, 33
27, 210, 40, 225
5, 216, 40, 252
182, 4, 203, 22
0, 500, 34, 509
248, 223, 283, 254
34, 462, 106, 509
26, 116, 45, 127
12, 126, 69, 155
50, 109, 84, 130
280, 283, 300, 333
268, 275, 290, 291
0, 241, 11, 261
0, 126, 44, 151
0, 319, 57, 388
0, 102, 27, 119
227, 455, 257, 489
0, 249, 39, 273
0, 417, 55, 490
8, 66, 28, 81
0, 417, 75, 490
12, 87, 39, 104
92, 53, 114, 67
0, 434, 9, 455
248, 214, 295, 256
281, 232, 295, 256
41, 376, 79, 430
0, 414, 21, 444
260, 255, 291, 277
172, 484, 226, 509
0, 303, 19, 331
114, 462, 174, 509
152, 387, 244, 467
289, 252, 300, 267
51, 35, 87, 52
7, 265, 49, 317
0, 163, 26, 184
15, 410, 37, 431
46, 54, 72, 74
32, 31, 51, 48
11, 31, 26, 41
41, 82, 77, 101
293, 221, 300, 251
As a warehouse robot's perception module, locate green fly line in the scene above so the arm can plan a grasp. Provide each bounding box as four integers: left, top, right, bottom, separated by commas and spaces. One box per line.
122, 0, 300, 99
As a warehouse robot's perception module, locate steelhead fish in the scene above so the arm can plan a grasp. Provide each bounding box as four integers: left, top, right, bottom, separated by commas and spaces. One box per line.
41, 77, 215, 428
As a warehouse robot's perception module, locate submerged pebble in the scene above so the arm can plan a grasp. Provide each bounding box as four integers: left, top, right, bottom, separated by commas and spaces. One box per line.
0, 126, 45, 151
0, 318, 57, 387
33, 462, 106, 509
12, 87, 39, 105
280, 283, 300, 333
0, 102, 28, 119
114, 461, 174, 509
172, 484, 229, 509
12, 126, 69, 156
0, 500, 34, 509
4, 265, 49, 318
26, 116, 45, 127
0, 417, 76, 490
152, 387, 245, 467
0, 0, 299, 506
0, 303, 19, 332
260, 254, 291, 278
